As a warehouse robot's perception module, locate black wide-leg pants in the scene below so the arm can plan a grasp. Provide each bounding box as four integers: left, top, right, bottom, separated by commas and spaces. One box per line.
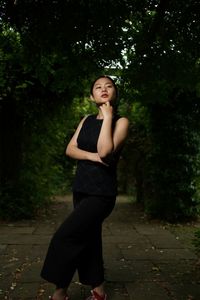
40, 192, 116, 288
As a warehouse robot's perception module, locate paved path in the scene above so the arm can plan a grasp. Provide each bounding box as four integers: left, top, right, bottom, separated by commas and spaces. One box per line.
0, 195, 200, 300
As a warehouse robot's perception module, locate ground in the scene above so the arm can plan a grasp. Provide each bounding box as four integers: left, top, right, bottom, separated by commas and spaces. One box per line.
0, 195, 200, 300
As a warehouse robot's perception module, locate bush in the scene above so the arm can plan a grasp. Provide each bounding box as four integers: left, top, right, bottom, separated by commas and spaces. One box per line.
0, 104, 70, 219
143, 91, 200, 221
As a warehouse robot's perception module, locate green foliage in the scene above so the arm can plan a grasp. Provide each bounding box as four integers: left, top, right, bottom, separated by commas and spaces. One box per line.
116, 81, 150, 196
1, 0, 200, 222
121, 0, 200, 221
0, 16, 102, 219
0, 104, 69, 219
2, 0, 136, 64
142, 92, 200, 221
0, 24, 23, 98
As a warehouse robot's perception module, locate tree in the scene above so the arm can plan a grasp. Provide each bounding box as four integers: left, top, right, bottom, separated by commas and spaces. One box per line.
0, 0, 136, 218
0, 0, 200, 220
122, 0, 200, 220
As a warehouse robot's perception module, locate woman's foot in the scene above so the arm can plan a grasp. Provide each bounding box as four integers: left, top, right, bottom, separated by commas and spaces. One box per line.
50, 298, 69, 300
50, 288, 69, 300
86, 290, 107, 300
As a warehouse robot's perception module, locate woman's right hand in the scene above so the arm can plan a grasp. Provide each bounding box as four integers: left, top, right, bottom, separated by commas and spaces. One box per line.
89, 153, 109, 166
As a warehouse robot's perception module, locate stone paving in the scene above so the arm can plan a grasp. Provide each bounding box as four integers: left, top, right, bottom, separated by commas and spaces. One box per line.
0, 195, 200, 300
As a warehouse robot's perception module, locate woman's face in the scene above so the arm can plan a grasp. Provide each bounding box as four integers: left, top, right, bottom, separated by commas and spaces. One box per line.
91, 77, 117, 106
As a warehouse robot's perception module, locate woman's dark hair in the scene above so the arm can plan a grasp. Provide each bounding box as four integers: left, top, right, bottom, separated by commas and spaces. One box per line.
90, 75, 118, 99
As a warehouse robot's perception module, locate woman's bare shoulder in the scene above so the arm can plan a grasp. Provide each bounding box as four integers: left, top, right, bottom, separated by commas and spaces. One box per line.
116, 116, 129, 126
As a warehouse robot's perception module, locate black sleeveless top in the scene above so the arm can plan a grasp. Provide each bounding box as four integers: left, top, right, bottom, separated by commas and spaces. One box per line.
72, 114, 121, 196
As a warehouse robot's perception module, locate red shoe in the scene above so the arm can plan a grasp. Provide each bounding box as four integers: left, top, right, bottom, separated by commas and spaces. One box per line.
86, 290, 107, 300
49, 297, 69, 300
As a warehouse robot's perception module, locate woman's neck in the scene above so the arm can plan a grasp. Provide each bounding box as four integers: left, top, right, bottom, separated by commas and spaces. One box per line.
96, 110, 104, 120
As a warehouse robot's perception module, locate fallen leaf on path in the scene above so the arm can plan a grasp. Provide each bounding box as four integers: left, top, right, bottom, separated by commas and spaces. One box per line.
9, 257, 19, 262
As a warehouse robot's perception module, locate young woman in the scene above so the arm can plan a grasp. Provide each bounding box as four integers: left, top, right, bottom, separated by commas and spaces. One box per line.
40, 75, 129, 300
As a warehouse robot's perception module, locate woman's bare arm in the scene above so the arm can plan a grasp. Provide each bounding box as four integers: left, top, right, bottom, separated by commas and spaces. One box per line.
97, 103, 129, 160
66, 116, 105, 164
